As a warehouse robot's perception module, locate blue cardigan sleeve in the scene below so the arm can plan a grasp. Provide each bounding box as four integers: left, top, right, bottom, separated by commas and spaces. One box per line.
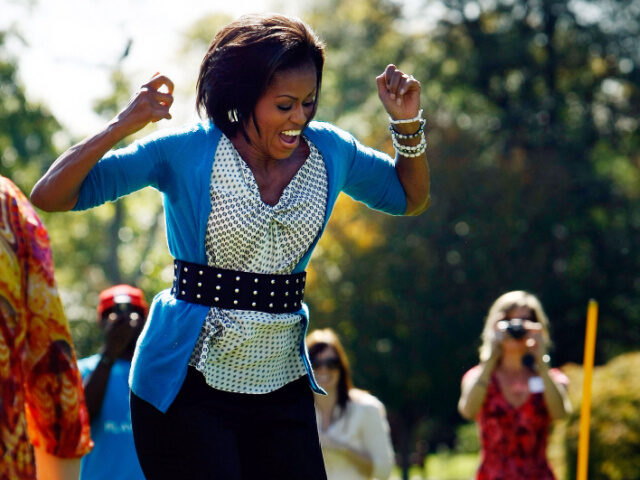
72, 129, 174, 211
307, 122, 407, 216
342, 136, 407, 215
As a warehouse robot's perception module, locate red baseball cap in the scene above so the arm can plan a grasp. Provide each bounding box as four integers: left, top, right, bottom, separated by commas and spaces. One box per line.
97, 284, 148, 317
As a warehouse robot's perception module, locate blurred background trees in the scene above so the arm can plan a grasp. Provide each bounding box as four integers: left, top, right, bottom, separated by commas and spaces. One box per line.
555, 352, 640, 479
2, 0, 640, 477
1, 31, 173, 354
304, 0, 640, 474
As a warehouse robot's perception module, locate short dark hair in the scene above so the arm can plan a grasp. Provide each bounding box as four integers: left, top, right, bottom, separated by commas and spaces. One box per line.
196, 13, 325, 140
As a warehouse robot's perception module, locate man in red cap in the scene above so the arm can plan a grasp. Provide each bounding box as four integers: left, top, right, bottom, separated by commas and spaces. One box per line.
77, 284, 148, 480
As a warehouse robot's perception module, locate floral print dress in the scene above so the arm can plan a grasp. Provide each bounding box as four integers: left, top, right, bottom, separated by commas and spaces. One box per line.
0, 176, 92, 479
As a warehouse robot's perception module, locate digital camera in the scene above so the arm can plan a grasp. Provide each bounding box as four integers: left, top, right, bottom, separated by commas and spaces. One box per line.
496, 318, 528, 339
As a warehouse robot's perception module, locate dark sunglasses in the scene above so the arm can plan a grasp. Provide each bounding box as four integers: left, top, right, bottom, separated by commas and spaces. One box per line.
311, 357, 341, 370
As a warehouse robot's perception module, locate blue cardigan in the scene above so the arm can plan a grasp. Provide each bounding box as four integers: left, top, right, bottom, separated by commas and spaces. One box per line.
75, 120, 407, 412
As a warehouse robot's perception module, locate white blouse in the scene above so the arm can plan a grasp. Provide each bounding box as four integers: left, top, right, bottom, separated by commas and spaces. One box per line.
189, 134, 328, 393
317, 389, 396, 480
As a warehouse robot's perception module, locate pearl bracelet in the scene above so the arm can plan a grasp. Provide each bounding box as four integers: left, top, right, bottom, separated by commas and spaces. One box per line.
389, 119, 426, 139
395, 147, 426, 158
393, 136, 427, 157
392, 136, 426, 152
389, 110, 427, 157
389, 109, 423, 125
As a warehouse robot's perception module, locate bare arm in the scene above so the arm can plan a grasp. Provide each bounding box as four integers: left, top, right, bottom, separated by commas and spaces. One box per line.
83, 313, 141, 421
458, 361, 494, 420
538, 364, 572, 420
458, 342, 501, 420
33, 448, 81, 480
31, 74, 174, 212
376, 64, 430, 216
527, 327, 572, 420
82, 354, 115, 423
395, 132, 431, 216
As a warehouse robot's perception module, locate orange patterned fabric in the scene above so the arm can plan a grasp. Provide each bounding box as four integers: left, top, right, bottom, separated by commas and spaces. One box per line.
0, 176, 92, 479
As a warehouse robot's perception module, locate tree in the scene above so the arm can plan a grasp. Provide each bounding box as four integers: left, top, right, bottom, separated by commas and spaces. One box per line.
553, 353, 640, 479
0, 32, 60, 194
0, 30, 174, 355
298, 0, 640, 474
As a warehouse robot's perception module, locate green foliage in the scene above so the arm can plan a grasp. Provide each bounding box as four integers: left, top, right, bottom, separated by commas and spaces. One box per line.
0, 32, 111, 357
305, 0, 411, 130
0, 32, 61, 193
4, 1, 640, 471
301, 0, 640, 464
1, 30, 172, 357
558, 353, 640, 480
179, 13, 233, 52
454, 422, 480, 454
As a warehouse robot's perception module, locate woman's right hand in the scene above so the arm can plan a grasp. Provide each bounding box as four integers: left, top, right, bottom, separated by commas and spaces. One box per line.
112, 73, 174, 137
485, 332, 503, 368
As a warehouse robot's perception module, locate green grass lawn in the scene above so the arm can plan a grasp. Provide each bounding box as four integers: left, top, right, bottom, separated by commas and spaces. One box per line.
424, 452, 478, 479
390, 452, 478, 480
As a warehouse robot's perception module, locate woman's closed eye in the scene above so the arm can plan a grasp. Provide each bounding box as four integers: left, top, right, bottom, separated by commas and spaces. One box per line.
277, 100, 315, 112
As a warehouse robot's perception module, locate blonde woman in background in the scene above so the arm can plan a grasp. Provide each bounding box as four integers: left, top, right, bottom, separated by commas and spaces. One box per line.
458, 290, 572, 479
307, 328, 395, 480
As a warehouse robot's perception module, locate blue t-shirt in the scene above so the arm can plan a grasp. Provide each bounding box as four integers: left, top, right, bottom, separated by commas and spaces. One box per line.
78, 355, 144, 480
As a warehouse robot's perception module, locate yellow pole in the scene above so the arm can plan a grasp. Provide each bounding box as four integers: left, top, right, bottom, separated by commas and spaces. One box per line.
577, 299, 598, 480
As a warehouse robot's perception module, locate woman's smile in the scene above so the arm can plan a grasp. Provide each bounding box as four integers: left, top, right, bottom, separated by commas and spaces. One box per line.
280, 129, 302, 147
238, 63, 318, 162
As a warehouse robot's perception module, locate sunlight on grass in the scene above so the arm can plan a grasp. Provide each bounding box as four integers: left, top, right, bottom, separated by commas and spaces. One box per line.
390, 452, 478, 480
425, 452, 478, 479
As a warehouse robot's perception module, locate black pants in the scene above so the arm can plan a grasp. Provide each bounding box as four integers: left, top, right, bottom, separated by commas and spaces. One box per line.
130, 367, 327, 480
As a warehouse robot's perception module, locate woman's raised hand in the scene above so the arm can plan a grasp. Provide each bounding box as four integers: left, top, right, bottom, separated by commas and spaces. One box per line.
114, 73, 174, 136
30, 73, 175, 212
523, 322, 546, 366
376, 64, 421, 121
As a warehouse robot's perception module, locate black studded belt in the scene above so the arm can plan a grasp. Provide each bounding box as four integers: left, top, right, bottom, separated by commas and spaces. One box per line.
171, 260, 306, 313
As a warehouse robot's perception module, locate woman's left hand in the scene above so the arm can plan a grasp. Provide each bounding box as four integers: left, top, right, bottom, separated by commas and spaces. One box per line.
376, 64, 421, 121
524, 322, 547, 369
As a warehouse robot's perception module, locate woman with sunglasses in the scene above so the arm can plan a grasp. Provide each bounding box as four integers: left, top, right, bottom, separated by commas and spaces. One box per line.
307, 329, 395, 480
458, 291, 572, 480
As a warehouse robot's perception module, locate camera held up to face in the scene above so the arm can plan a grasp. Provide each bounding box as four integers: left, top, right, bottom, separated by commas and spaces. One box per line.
496, 318, 529, 339
496, 318, 540, 369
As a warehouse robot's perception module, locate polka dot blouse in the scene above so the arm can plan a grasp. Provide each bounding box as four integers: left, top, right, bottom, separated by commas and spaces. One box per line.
188, 134, 328, 393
